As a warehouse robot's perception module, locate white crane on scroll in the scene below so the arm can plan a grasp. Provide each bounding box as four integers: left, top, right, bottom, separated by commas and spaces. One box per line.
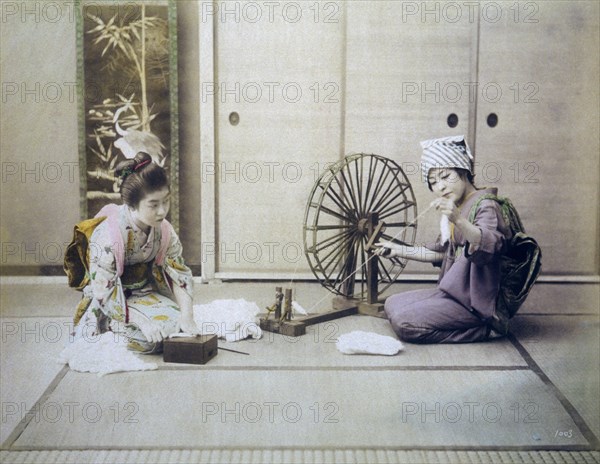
113, 102, 166, 167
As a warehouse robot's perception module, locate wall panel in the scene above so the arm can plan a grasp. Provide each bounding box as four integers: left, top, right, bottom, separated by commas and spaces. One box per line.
0, 2, 80, 269
476, 1, 600, 275
214, 1, 344, 276
345, 1, 478, 275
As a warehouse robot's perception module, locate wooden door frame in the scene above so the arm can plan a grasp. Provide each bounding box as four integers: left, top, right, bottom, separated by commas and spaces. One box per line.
199, 14, 216, 281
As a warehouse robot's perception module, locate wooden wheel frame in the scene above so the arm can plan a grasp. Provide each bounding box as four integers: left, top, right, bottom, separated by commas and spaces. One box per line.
259, 154, 418, 337
303, 153, 418, 303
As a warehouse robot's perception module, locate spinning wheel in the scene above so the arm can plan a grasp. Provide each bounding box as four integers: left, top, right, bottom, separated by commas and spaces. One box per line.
303, 153, 418, 304
260, 154, 418, 336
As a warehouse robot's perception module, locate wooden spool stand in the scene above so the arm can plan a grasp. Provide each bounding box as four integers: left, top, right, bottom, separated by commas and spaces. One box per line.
259, 212, 387, 337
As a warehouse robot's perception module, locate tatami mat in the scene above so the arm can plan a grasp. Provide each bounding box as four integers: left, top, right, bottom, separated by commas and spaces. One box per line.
1, 316, 528, 447
1, 282, 598, 463
9, 369, 590, 449
2, 279, 598, 318
154, 315, 527, 369
510, 315, 600, 439
0, 317, 72, 444
0, 281, 339, 319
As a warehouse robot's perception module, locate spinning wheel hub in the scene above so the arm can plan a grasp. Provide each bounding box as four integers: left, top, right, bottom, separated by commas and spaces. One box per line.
357, 217, 372, 235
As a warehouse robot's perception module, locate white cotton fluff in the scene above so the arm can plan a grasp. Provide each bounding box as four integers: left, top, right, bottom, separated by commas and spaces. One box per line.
193, 298, 263, 342
336, 331, 404, 356
58, 332, 158, 376
440, 215, 452, 244
292, 300, 308, 315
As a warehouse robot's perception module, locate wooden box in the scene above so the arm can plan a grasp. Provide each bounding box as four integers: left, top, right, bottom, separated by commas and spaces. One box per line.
163, 335, 218, 365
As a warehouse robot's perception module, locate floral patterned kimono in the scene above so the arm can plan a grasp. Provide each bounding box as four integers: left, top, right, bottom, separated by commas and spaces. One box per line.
73, 204, 193, 354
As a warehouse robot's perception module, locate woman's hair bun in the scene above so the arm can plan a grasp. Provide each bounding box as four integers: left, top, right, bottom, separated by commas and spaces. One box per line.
114, 152, 169, 208
115, 152, 153, 180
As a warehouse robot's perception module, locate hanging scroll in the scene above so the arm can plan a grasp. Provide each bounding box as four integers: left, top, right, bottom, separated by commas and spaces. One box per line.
77, 0, 178, 228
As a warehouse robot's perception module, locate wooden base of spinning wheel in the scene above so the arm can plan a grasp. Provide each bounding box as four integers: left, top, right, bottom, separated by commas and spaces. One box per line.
259, 306, 359, 337
332, 296, 387, 319
258, 296, 387, 338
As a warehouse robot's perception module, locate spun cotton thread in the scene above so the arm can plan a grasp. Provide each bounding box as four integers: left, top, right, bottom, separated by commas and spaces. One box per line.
303, 202, 437, 313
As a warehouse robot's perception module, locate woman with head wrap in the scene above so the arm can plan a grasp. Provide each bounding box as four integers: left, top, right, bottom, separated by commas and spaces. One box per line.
375, 136, 511, 343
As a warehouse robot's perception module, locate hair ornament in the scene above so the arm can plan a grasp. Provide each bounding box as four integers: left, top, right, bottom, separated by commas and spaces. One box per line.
134, 159, 151, 171
118, 166, 133, 180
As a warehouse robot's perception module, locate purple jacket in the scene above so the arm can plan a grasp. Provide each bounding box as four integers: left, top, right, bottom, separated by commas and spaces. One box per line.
430, 188, 511, 320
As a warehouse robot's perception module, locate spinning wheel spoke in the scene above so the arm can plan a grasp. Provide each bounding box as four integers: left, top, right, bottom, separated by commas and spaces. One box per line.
319, 230, 359, 275
322, 186, 355, 219
365, 162, 393, 215
378, 202, 417, 220
353, 156, 364, 217
359, 237, 369, 296
315, 203, 355, 223
373, 182, 411, 218
347, 235, 362, 293
360, 156, 373, 214
330, 173, 359, 220
316, 235, 357, 273
368, 173, 404, 215
338, 167, 362, 217
379, 232, 412, 247
382, 221, 411, 228
378, 258, 396, 283
369, 169, 411, 214
311, 228, 355, 255
307, 224, 353, 231
331, 234, 360, 292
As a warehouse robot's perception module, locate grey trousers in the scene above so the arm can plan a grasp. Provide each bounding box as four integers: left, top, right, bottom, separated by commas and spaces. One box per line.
384, 288, 490, 344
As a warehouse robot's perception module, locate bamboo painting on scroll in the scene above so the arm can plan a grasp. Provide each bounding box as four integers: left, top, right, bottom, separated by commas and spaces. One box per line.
80, 1, 177, 224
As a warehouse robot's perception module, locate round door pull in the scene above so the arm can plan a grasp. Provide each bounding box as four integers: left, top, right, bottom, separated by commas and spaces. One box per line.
229, 112, 240, 126
447, 113, 459, 128
487, 113, 498, 128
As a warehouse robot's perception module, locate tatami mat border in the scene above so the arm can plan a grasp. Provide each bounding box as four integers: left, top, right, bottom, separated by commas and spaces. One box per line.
155, 365, 532, 371
0, 449, 599, 464
507, 334, 600, 450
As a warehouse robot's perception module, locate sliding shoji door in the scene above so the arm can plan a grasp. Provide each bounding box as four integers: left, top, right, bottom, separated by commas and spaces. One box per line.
344, 1, 478, 276
475, 1, 599, 276
209, 1, 344, 278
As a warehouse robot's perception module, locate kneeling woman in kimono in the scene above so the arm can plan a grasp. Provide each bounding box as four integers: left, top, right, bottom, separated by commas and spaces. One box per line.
73, 152, 199, 353
375, 136, 510, 344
